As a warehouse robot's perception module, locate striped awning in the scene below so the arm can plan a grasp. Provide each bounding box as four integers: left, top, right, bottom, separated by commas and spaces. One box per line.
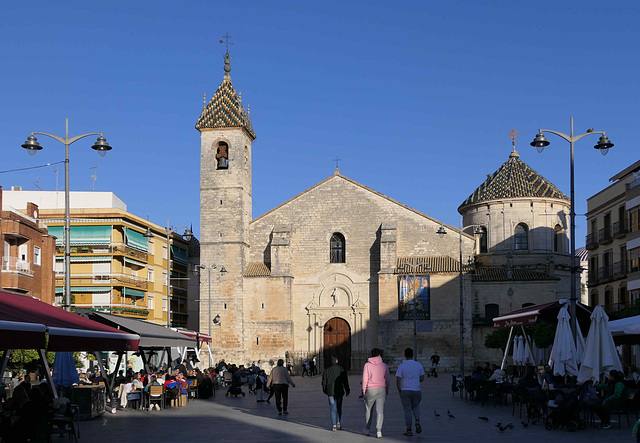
124, 257, 146, 267
55, 286, 112, 294
123, 288, 145, 298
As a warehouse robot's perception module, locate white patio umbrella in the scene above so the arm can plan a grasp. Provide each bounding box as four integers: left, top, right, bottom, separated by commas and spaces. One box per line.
512, 335, 524, 365
524, 336, 532, 364
577, 305, 624, 383
576, 318, 586, 366
548, 305, 579, 376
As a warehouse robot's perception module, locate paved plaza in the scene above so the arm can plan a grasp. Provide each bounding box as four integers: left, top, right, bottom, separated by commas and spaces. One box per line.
80, 373, 631, 442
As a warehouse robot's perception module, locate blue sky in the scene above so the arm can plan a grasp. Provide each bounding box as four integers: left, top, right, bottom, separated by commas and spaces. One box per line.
1, 1, 638, 241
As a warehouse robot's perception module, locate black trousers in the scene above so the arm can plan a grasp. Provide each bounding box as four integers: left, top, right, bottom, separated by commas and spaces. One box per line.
273, 384, 289, 412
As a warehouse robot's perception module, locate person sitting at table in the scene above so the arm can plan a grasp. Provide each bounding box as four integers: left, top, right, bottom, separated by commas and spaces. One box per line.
78, 372, 91, 385
471, 366, 487, 381
488, 364, 506, 382
144, 375, 163, 411
593, 370, 626, 429
626, 365, 640, 385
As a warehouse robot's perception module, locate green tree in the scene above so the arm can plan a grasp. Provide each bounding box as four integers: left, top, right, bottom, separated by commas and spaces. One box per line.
484, 327, 511, 352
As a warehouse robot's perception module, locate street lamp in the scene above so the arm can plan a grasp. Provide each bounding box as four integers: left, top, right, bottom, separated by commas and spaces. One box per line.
398, 261, 430, 359
193, 264, 227, 336
437, 217, 480, 377
531, 117, 613, 343
21, 118, 112, 311
145, 222, 193, 326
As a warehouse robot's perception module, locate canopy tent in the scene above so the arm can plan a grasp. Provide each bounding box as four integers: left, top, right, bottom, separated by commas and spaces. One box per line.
0, 290, 140, 402
608, 314, 640, 345
494, 300, 592, 376
493, 300, 592, 332
79, 311, 196, 349
78, 310, 198, 388
0, 291, 139, 352
173, 328, 213, 367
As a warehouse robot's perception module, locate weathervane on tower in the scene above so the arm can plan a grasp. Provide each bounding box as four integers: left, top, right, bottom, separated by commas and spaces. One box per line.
509, 129, 518, 148
219, 33, 234, 55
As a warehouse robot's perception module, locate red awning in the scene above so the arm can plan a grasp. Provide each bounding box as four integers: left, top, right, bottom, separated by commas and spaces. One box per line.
493, 300, 592, 330
492, 301, 558, 328
174, 328, 212, 344
0, 320, 47, 349
0, 291, 139, 351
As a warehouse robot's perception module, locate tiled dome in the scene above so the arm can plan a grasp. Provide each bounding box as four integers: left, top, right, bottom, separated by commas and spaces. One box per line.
459, 148, 568, 209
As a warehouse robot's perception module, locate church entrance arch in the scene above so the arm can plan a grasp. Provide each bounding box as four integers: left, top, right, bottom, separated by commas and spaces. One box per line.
323, 317, 351, 371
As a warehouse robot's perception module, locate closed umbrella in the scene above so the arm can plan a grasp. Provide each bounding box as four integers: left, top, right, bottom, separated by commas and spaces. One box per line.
548, 305, 578, 376
512, 335, 524, 365
524, 336, 532, 364
52, 351, 79, 387
576, 318, 586, 367
577, 306, 623, 383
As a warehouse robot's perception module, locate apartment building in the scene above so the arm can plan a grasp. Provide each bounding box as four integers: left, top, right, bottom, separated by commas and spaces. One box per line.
586, 159, 640, 311
0, 186, 56, 302
3, 189, 194, 327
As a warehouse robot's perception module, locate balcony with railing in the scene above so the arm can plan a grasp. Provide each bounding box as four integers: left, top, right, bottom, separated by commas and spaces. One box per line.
613, 261, 627, 279
56, 273, 149, 290
1, 257, 34, 276
598, 266, 613, 283
587, 270, 599, 286
55, 243, 148, 261
72, 303, 150, 318
613, 220, 628, 238
598, 227, 613, 245
585, 232, 598, 250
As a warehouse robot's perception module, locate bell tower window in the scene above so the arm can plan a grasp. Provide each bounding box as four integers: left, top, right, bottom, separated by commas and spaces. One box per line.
216, 141, 229, 169
330, 233, 345, 263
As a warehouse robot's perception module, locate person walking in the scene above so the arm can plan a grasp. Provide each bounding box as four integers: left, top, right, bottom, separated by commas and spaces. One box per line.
267, 359, 296, 415
301, 360, 309, 377
362, 348, 390, 438
396, 348, 425, 436
321, 354, 350, 431
429, 352, 440, 377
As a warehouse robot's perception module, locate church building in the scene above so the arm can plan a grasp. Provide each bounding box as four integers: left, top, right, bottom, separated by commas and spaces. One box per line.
195, 53, 573, 371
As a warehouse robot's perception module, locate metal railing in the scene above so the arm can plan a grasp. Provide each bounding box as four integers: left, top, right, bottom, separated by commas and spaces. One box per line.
613, 220, 628, 238
1, 257, 34, 275
585, 233, 598, 250
613, 261, 627, 278
598, 227, 613, 245
587, 270, 598, 285
598, 266, 613, 283
71, 303, 150, 316
55, 273, 149, 289
55, 243, 148, 261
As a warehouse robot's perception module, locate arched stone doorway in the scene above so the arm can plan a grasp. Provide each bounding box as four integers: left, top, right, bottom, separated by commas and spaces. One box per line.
323, 317, 351, 371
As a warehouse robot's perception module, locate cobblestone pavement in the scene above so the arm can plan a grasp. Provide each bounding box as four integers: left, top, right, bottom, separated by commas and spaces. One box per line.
79, 373, 631, 442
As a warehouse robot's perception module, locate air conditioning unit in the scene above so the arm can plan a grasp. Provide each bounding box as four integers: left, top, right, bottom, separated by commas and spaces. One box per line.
11, 186, 22, 191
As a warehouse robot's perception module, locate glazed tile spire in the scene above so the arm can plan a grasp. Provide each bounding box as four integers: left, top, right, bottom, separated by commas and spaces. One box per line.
196, 53, 256, 139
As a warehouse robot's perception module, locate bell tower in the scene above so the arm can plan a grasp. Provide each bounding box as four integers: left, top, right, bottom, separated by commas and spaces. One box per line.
196, 51, 256, 363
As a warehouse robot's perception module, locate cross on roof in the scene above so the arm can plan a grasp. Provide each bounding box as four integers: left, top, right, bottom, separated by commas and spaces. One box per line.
219, 33, 234, 54
333, 156, 342, 169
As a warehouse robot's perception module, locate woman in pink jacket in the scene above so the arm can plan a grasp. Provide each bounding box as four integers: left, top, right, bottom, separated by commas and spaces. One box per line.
362, 348, 390, 438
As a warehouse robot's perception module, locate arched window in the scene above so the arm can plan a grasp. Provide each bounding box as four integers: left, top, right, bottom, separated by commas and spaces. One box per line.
554, 224, 564, 253
216, 141, 229, 169
477, 226, 488, 253
330, 233, 345, 263
590, 290, 599, 307
485, 303, 499, 321
514, 223, 529, 250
